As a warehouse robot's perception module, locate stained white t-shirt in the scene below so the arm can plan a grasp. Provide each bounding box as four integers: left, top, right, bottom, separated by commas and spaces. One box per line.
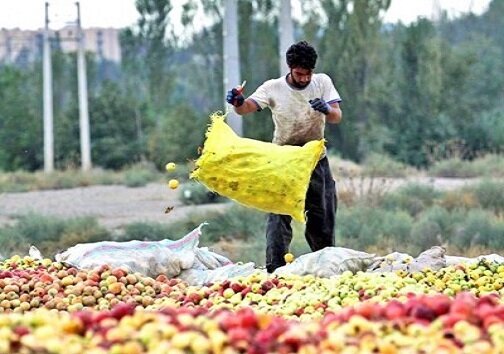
248, 73, 341, 146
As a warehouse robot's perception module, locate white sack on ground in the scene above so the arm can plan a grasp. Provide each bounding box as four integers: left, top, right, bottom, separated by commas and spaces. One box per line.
408, 246, 446, 272
179, 262, 257, 286
369, 246, 446, 273
367, 251, 411, 272
193, 247, 233, 270
274, 247, 376, 278
55, 224, 229, 279
445, 255, 472, 266
476, 254, 504, 263
446, 254, 504, 266
29, 245, 43, 260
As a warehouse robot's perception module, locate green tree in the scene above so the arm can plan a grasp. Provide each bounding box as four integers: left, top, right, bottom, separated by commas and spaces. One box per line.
387, 20, 448, 166
53, 52, 99, 169
147, 104, 206, 169
0, 65, 43, 171
179, 0, 279, 142
440, 35, 504, 155
121, 0, 174, 119
89, 81, 147, 169
300, 0, 391, 160
238, 0, 277, 141
482, 0, 504, 51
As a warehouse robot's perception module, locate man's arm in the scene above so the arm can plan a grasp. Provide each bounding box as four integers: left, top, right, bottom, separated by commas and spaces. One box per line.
226, 87, 261, 116
309, 98, 342, 124
234, 99, 259, 115
326, 102, 342, 124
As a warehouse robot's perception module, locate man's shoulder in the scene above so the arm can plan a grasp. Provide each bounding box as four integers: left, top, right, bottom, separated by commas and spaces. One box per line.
253, 76, 287, 96
313, 73, 332, 82
262, 76, 286, 88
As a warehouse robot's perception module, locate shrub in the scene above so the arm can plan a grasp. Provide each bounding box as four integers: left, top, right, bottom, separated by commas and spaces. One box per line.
0, 171, 35, 192
165, 162, 193, 182
409, 206, 479, 250
147, 105, 206, 170
428, 153, 504, 178
437, 190, 479, 211
361, 153, 414, 178
123, 211, 223, 245
35, 170, 118, 190
488, 220, 504, 249
471, 154, 504, 177
428, 158, 479, 178
337, 176, 392, 208
469, 180, 504, 213
380, 183, 441, 216
336, 208, 367, 247
121, 222, 185, 242
47, 217, 109, 254
337, 206, 413, 250
134, 205, 263, 246
0, 214, 109, 257
231, 238, 266, 265
124, 169, 154, 187
452, 209, 498, 249
200, 205, 265, 244
179, 181, 226, 205
477, 109, 504, 154
418, 206, 454, 241
48, 172, 82, 189
328, 154, 362, 177
381, 210, 414, 244
14, 214, 66, 245
123, 162, 160, 187
410, 219, 443, 251
0, 168, 141, 192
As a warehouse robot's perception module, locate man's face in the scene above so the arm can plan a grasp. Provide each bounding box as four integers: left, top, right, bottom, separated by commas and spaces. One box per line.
289, 67, 313, 88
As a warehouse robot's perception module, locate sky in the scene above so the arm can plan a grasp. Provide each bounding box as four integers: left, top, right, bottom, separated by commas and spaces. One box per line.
0, 0, 493, 32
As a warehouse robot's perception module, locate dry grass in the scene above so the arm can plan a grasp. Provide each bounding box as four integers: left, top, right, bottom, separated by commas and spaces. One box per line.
337, 175, 393, 207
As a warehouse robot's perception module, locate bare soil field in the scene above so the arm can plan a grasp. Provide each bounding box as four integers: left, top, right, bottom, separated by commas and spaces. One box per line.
0, 177, 487, 230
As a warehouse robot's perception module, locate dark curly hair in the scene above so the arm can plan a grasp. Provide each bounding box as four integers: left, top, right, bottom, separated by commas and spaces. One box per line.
286, 41, 318, 69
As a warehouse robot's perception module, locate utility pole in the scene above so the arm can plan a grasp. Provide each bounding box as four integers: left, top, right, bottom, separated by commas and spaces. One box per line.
279, 0, 294, 76
5, 32, 12, 64
223, 0, 242, 136
76, 1, 92, 171
43, 2, 54, 173
431, 0, 442, 23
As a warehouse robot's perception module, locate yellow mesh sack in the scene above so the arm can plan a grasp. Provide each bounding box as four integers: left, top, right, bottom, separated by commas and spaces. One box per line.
190, 112, 325, 223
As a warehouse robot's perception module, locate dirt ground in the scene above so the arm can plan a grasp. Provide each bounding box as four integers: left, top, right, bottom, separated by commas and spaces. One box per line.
0, 183, 227, 230
0, 177, 485, 231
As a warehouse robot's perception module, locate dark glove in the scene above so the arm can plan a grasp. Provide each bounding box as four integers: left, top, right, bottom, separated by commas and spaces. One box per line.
309, 98, 330, 115
226, 88, 245, 107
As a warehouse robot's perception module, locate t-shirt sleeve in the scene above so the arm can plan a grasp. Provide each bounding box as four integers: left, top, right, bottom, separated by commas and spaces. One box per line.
321, 74, 342, 104
248, 80, 272, 111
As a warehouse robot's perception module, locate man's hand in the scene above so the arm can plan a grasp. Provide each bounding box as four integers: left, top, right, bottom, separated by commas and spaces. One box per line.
309, 98, 330, 115
226, 88, 245, 107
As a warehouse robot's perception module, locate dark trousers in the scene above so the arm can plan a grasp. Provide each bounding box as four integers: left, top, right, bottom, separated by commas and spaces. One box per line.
265, 156, 337, 273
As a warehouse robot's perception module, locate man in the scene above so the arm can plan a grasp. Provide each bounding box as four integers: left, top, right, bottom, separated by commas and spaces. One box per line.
226, 41, 342, 273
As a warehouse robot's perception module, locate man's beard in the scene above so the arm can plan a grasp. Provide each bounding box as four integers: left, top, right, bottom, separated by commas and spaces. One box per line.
290, 72, 310, 88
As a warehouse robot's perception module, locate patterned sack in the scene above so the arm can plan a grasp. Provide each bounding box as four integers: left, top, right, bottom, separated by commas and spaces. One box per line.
191, 113, 325, 222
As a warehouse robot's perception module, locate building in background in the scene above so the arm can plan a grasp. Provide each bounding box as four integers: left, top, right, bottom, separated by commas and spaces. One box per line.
0, 28, 42, 65
0, 27, 121, 64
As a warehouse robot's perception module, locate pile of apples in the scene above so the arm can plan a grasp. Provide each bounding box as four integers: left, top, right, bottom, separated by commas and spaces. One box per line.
0, 255, 188, 313
2, 254, 504, 352
1, 293, 504, 353
1, 255, 504, 318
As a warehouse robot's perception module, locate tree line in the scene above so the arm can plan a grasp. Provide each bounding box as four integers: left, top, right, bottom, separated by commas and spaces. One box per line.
0, 0, 503, 172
